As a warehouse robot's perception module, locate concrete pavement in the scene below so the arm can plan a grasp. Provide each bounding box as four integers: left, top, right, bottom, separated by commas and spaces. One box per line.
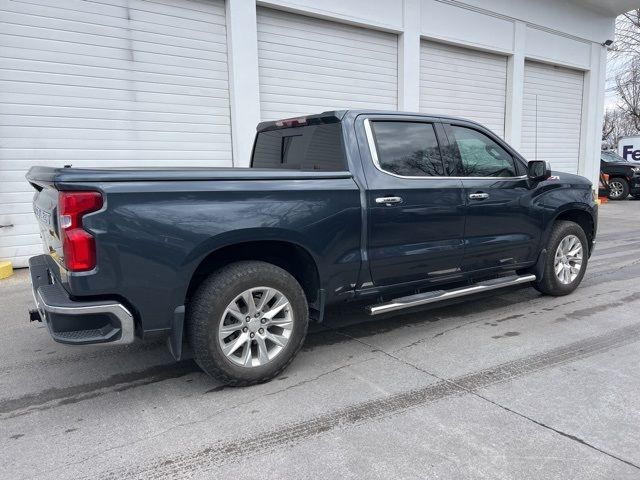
2, 200, 640, 479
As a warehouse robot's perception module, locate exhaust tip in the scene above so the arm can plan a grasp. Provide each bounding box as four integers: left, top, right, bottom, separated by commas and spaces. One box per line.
29, 309, 42, 322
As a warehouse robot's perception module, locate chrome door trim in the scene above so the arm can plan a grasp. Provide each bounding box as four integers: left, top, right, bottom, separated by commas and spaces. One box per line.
363, 118, 527, 181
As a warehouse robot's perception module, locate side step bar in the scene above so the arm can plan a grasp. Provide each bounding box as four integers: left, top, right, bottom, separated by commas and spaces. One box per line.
366, 274, 536, 316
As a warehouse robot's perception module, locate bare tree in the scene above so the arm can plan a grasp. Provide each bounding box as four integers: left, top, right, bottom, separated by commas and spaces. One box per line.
612, 9, 640, 63
603, 9, 640, 145
602, 107, 638, 148
615, 57, 640, 131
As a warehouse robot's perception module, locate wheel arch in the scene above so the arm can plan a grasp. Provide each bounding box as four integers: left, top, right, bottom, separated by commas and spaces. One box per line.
551, 207, 596, 254
185, 235, 322, 309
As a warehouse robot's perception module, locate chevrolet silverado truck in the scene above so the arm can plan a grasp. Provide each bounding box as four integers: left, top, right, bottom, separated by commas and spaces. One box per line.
26, 110, 597, 385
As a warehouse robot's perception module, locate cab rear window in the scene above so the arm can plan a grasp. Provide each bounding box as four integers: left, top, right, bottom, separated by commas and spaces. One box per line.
251, 123, 347, 171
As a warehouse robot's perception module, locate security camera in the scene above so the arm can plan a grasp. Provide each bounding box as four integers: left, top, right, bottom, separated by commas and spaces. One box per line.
602, 39, 613, 47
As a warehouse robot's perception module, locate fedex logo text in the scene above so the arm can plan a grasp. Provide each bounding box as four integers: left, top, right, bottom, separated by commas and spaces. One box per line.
622, 145, 640, 161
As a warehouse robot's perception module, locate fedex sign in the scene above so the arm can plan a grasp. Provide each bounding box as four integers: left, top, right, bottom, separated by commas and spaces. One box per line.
619, 136, 640, 161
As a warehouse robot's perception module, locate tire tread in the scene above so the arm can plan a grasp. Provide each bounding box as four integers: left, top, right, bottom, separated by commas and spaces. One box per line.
532, 220, 588, 296
186, 261, 308, 386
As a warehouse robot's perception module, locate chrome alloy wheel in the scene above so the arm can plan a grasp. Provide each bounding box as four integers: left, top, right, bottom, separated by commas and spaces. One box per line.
218, 287, 294, 367
609, 180, 625, 199
554, 234, 583, 284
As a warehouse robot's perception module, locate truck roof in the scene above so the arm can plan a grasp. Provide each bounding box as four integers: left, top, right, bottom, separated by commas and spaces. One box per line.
256, 109, 486, 132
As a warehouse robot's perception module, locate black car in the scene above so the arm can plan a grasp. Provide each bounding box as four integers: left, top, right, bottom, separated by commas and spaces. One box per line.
601, 150, 640, 200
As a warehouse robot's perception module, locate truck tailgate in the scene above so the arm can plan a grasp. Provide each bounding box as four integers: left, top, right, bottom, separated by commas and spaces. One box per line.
30, 183, 64, 267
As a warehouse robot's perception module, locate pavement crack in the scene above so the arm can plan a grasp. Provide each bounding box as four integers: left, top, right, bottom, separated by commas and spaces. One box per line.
83, 321, 640, 480
341, 327, 640, 473
476, 397, 640, 472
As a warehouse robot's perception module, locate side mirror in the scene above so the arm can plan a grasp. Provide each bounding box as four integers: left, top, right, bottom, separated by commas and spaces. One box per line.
527, 160, 551, 181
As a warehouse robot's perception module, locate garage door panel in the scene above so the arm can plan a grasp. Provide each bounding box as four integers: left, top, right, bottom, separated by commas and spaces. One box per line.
1, 0, 126, 23
0, 0, 232, 267
260, 87, 398, 105
0, 72, 229, 99
258, 28, 397, 58
260, 95, 397, 111
422, 55, 508, 73
257, 7, 398, 121
257, 50, 397, 77
420, 41, 507, 137
521, 61, 583, 173
2, 21, 228, 54
260, 75, 397, 95
258, 41, 397, 69
1, 82, 230, 109
0, 62, 229, 91
0, 34, 229, 70
0, 203, 34, 216
3, 116, 229, 134
0, 48, 229, 81
420, 83, 507, 101
2, 94, 227, 117
3, 108, 229, 127
257, 10, 396, 51
258, 66, 397, 90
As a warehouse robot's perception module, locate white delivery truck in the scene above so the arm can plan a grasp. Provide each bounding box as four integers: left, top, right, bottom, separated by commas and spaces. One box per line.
619, 136, 640, 161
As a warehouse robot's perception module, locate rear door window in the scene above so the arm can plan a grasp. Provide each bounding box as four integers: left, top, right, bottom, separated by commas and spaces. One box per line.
370, 121, 444, 176
251, 123, 347, 171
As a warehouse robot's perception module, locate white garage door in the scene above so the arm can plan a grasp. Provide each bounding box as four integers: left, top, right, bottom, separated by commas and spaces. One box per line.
420, 41, 507, 137
521, 61, 584, 173
257, 8, 398, 121
0, 0, 231, 267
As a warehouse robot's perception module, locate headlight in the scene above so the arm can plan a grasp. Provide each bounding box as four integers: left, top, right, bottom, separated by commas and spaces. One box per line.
631, 167, 640, 174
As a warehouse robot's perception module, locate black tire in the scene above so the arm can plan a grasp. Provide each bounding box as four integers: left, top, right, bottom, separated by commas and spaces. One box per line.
187, 261, 309, 386
532, 220, 589, 296
608, 177, 629, 200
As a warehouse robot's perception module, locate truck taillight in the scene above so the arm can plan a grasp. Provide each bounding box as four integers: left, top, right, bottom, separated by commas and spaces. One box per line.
58, 191, 103, 272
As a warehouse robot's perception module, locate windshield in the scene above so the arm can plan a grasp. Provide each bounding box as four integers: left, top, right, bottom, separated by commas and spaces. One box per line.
601, 151, 626, 163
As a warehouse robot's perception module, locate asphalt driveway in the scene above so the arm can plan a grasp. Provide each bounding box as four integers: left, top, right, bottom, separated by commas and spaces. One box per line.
2, 200, 640, 479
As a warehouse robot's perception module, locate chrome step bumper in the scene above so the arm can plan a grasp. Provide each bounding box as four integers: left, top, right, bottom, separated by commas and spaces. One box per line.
29, 255, 135, 345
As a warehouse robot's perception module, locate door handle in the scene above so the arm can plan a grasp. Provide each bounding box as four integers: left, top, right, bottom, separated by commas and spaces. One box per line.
469, 192, 490, 200
375, 196, 403, 206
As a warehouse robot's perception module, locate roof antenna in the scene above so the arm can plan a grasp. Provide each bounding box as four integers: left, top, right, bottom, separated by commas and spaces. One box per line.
535, 94, 538, 162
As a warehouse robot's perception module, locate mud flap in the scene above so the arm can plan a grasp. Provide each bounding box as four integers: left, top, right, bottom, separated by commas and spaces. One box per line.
168, 305, 185, 361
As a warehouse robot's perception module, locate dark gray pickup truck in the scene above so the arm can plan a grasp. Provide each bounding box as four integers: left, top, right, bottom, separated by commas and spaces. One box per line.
26, 110, 597, 385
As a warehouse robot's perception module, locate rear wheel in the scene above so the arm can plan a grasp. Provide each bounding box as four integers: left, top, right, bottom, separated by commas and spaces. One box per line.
187, 261, 309, 386
532, 220, 588, 296
608, 178, 629, 200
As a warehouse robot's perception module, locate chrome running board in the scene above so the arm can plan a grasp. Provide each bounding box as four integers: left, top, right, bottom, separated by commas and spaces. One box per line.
366, 274, 536, 316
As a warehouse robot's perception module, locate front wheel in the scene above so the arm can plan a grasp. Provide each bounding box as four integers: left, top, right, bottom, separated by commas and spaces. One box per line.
608, 178, 629, 200
187, 261, 309, 386
532, 220, 589, 296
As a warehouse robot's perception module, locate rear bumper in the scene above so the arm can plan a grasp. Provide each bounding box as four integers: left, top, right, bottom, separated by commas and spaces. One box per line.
29, 255, 134, 345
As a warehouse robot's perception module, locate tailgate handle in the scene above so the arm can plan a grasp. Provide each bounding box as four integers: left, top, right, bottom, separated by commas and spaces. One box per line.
0, 224, 14, 228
